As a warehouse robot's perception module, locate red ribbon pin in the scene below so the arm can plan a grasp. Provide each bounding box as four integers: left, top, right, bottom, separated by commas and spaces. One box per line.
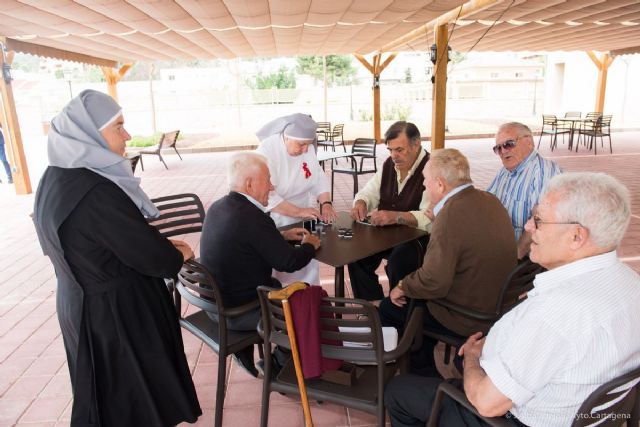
302, 162, 312, 179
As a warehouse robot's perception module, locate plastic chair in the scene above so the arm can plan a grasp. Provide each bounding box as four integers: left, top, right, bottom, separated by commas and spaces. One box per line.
331, 138, 377, 197
315, 122, 332, 145
257, 284, 424, 427
421, 258, 543, 365
537, 115, 570, 151
176, 260, 264, 427
577, 115, 612, 154
139, 130, 181, 170
427, 365, 640, 427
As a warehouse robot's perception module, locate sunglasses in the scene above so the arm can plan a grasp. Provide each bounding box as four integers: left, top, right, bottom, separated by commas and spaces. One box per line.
492, 135, 529, 154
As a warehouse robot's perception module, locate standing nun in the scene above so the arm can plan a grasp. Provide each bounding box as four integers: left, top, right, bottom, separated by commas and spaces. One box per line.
33, 90, 201, 426
255, 113, 337, 286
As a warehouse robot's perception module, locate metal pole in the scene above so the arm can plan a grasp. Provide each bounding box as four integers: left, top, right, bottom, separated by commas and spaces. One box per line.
323, 55, 328, 121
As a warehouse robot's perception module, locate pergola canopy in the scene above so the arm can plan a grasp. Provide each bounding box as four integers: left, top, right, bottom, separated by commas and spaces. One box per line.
1, 0, 639, 67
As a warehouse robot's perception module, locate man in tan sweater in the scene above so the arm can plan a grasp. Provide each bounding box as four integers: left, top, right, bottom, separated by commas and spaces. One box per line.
379, 148, 517, 377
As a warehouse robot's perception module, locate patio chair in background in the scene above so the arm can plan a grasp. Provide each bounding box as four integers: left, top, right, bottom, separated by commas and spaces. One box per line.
139, 130, 181, 170
426, 365, 640, 427
177, 260, 264, 427
537, 115, 570, 151
316, 122, 332, 145
564, 111, 582, 118
331, 138, 377, 197
576, 115, 612, 155
257, 284, 424, 427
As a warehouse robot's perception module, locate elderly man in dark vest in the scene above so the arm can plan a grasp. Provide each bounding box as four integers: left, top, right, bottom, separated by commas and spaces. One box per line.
349, 121, 431, 301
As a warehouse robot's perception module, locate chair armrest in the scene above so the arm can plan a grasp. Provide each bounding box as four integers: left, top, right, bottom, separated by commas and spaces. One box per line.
222, 299, 261, 318
427, 382, 513, 427
429, 299, 498, 322
383, 306, 424, 362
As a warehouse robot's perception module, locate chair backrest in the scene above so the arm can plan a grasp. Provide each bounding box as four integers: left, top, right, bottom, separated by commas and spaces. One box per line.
565, 111, 581, 118
159, 130, 180, 149
571, 365, 640, 427
176, 260, 224, 315
585, 112, 603, 120
148, 193, 206, 237
129, 155, 140, 173
542, 115, 558, 125
429, 258, 543, 322
316, 122, 331, 132
332, 123, 344, 135
352, 138, 377, 158
258, 286, 387, 364
600, 115, 612, 127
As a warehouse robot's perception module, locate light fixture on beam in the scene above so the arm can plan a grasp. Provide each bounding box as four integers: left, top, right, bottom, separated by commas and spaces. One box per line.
2, 63, 12, 83
430, 43, 452, 64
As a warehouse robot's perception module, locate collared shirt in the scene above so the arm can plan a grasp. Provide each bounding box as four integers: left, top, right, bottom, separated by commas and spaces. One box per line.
487, 151, 561, 241
237, 192, 268, 213
353, 148, 432, 231
432, 183, 473, 217
480, 251, 640, 427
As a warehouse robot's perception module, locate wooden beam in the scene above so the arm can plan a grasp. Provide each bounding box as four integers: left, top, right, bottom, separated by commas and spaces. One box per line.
354, 54, 373, 74
378, 0, 503, 53
5, 38, 117, 68
372, 54, 382, 143
431, 25, 448, 151
379, 53, 397, 73
588, 52, 615, 113
0, 41, 32, 194
101, 63, 133, 103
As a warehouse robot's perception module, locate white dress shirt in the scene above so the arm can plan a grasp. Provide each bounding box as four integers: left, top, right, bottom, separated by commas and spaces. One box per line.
480, 251, 640, 427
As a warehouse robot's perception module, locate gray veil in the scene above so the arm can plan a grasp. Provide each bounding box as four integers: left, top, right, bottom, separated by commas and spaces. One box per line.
47, 89, 159, 218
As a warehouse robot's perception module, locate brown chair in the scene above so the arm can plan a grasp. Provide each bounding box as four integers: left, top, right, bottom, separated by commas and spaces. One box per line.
538, 115, 570, 151
331, 138, 377, 197
315, 122, 332, 145
139, 130, 181, 170
422, 258, 543, 365
176, 260, 264, 427
576, 115, 612, 154
426, 365, 640, 427
257, 285, 424, 427
318, 123, 346, 154
564, 111, 581, 119
127, 153, 141, 174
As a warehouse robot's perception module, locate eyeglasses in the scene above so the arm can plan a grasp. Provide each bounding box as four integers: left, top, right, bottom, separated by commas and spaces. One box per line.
531, 215, 582, 230
492, 135, 528, 154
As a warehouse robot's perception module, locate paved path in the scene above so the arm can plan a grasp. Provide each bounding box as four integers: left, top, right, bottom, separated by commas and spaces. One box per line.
1, 132, 639, 426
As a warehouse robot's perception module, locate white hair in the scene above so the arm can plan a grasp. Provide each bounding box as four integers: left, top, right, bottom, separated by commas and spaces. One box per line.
544, 172, 631, 249
227, 152, 268, 191
428, 148, 472, 187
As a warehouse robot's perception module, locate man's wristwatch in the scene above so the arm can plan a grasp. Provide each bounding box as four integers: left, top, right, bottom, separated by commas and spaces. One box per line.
319, 200, 332, 213
396, 212, 405, 225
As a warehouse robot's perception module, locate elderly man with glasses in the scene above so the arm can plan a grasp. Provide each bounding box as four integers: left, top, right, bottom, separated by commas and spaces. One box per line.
487, 122, 562, 259
385, 172, 640, 427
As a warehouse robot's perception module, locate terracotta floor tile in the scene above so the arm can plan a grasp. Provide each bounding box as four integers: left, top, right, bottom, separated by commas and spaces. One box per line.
39, 375, 71, 398
2, 376, 51, 400
0, 398, 32, 426
18, 396, 70, 424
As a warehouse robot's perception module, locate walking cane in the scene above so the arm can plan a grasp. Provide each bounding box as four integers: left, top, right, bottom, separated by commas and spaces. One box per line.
268, 282, 313, 427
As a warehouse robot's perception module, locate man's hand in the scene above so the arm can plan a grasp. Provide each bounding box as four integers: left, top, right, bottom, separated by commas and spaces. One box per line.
301, 233, 321, 250
423, 204, 435, 221
370, 210, 398, 226
350, 200, 368, 221
281, 227, 309, 241
170, 239, 194, 262
458, 332, 485, 359
390, 285, 407, 307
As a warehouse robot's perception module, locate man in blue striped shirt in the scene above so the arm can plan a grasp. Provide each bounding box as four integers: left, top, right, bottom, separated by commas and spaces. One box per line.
487, 122, 561, 259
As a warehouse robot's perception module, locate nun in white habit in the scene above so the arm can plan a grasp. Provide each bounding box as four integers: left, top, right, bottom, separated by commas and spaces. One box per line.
255, 113, 337, 286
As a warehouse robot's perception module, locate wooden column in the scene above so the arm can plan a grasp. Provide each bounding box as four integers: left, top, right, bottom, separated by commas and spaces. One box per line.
101, 63, 133, 102
354, 52, 397, 142
0, 41, 32, 194
587, 51, 614, 113
431, 24, 448, 151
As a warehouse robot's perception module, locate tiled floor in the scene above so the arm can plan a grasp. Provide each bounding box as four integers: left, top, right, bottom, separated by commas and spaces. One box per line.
1, 132, 639, 426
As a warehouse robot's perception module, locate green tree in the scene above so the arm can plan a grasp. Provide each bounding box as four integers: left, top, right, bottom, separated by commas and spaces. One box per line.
12, 53, 40, 73
248, 65, 296, 89
404, 67, 412, 83
296, 55, 357, 86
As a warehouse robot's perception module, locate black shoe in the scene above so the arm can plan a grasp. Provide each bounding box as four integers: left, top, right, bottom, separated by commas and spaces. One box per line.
256, 354, 284, 379
232, 347, 259, 378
